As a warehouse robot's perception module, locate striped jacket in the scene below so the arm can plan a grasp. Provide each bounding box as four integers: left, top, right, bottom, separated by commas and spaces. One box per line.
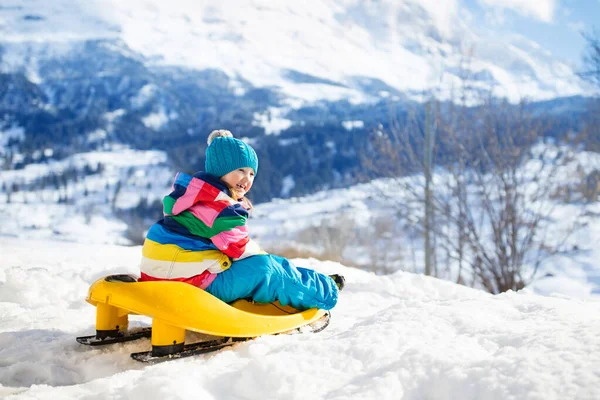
139, 172, 262, 288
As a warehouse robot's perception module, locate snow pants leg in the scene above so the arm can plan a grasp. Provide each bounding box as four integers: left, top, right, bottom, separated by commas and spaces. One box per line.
205, 254, 339, 310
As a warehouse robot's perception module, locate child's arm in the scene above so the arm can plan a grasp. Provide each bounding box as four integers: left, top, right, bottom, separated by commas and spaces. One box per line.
210, 222, 264, 260
163, 173, 264, 260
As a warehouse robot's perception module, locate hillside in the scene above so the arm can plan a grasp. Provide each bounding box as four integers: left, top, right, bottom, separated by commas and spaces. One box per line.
2, 142, 600, 300
0, 238, 599, 399
1, 0, 586, 101
1, 1, 595, 204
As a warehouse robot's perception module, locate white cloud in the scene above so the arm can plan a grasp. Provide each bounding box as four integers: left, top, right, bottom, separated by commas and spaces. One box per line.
478, 0, 556, 22
417, 0, 460, 37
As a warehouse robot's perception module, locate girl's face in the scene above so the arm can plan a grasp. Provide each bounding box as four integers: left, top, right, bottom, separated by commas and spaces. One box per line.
221, 167, 255, 197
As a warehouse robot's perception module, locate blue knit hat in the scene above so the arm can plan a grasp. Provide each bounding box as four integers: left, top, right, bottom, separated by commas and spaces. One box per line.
205, 130, 258, 177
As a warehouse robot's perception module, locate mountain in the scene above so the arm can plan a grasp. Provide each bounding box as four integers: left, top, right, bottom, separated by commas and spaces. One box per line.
0, 0, 587, 102
0, 1, 595, 205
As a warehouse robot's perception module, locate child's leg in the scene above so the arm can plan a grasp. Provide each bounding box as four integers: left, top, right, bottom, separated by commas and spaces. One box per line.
205, 254, 339, 310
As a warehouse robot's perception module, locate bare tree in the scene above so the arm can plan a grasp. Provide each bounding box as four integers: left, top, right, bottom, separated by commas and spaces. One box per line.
364, 80, 580, 293
438, 97, 576, 293
582, 30, 600, 89
580, 30, 600, 153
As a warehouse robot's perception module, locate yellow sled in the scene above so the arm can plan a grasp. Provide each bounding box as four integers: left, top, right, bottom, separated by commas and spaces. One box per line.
78, 274, 329, 362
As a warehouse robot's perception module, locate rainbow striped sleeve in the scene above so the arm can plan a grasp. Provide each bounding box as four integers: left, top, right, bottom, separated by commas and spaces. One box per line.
161, 172, 263, 259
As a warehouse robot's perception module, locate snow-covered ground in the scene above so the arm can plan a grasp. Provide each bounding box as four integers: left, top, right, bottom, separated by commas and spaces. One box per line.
250, 171, 600, 301
0, 237, 599, 399
0, 147, 172, 245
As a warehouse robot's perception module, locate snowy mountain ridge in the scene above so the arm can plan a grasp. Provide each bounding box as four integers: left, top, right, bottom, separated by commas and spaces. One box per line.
1, 0, 595, 206
0, 0, 587, 104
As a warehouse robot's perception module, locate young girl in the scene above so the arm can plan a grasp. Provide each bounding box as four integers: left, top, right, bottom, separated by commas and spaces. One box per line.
139, 129, 344, 310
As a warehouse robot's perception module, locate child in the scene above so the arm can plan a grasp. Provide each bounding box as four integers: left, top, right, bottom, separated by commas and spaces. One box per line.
139, 129, 344, 310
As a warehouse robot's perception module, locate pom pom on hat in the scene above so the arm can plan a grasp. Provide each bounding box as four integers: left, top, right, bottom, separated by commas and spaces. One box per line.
205, 129, 258, 178
207, 129, 233, 145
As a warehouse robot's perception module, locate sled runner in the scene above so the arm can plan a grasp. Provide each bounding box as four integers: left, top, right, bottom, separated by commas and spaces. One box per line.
76, 274, 330, 363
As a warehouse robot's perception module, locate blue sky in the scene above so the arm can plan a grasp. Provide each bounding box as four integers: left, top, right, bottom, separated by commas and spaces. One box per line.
463, 0, 599, 67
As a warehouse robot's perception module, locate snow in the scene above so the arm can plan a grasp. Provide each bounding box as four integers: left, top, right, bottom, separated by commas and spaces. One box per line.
1, 148, 168, 185
141, 108, 175, 131
86, 129, 108, 144
342, 120, 364, 131
0, 237, 599, 399
251, 108, 293, 135
0, 124, 25, 153
0, 142, 599, 398
249, 147, 600, 300
0, 147, 173, 245
280, 175, 295, 198
0, 0, 589, 104
478, 0, 555, 23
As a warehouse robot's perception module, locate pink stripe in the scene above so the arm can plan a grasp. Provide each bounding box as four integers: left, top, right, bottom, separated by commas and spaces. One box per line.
171, 178, 205, 215
187, 203, 221, 228
198, 273, 218, 289
211, 225, 248, 251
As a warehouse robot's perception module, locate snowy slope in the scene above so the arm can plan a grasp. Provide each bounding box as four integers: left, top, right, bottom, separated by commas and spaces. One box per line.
2, 144, 600, 299
249, 148, 600, 301
0, 146, 172, 245
0, 0, 586, 103
0, 238, 599, 399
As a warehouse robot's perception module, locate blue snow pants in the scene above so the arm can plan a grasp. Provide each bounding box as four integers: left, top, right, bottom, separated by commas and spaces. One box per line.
205, 254, 339, 310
